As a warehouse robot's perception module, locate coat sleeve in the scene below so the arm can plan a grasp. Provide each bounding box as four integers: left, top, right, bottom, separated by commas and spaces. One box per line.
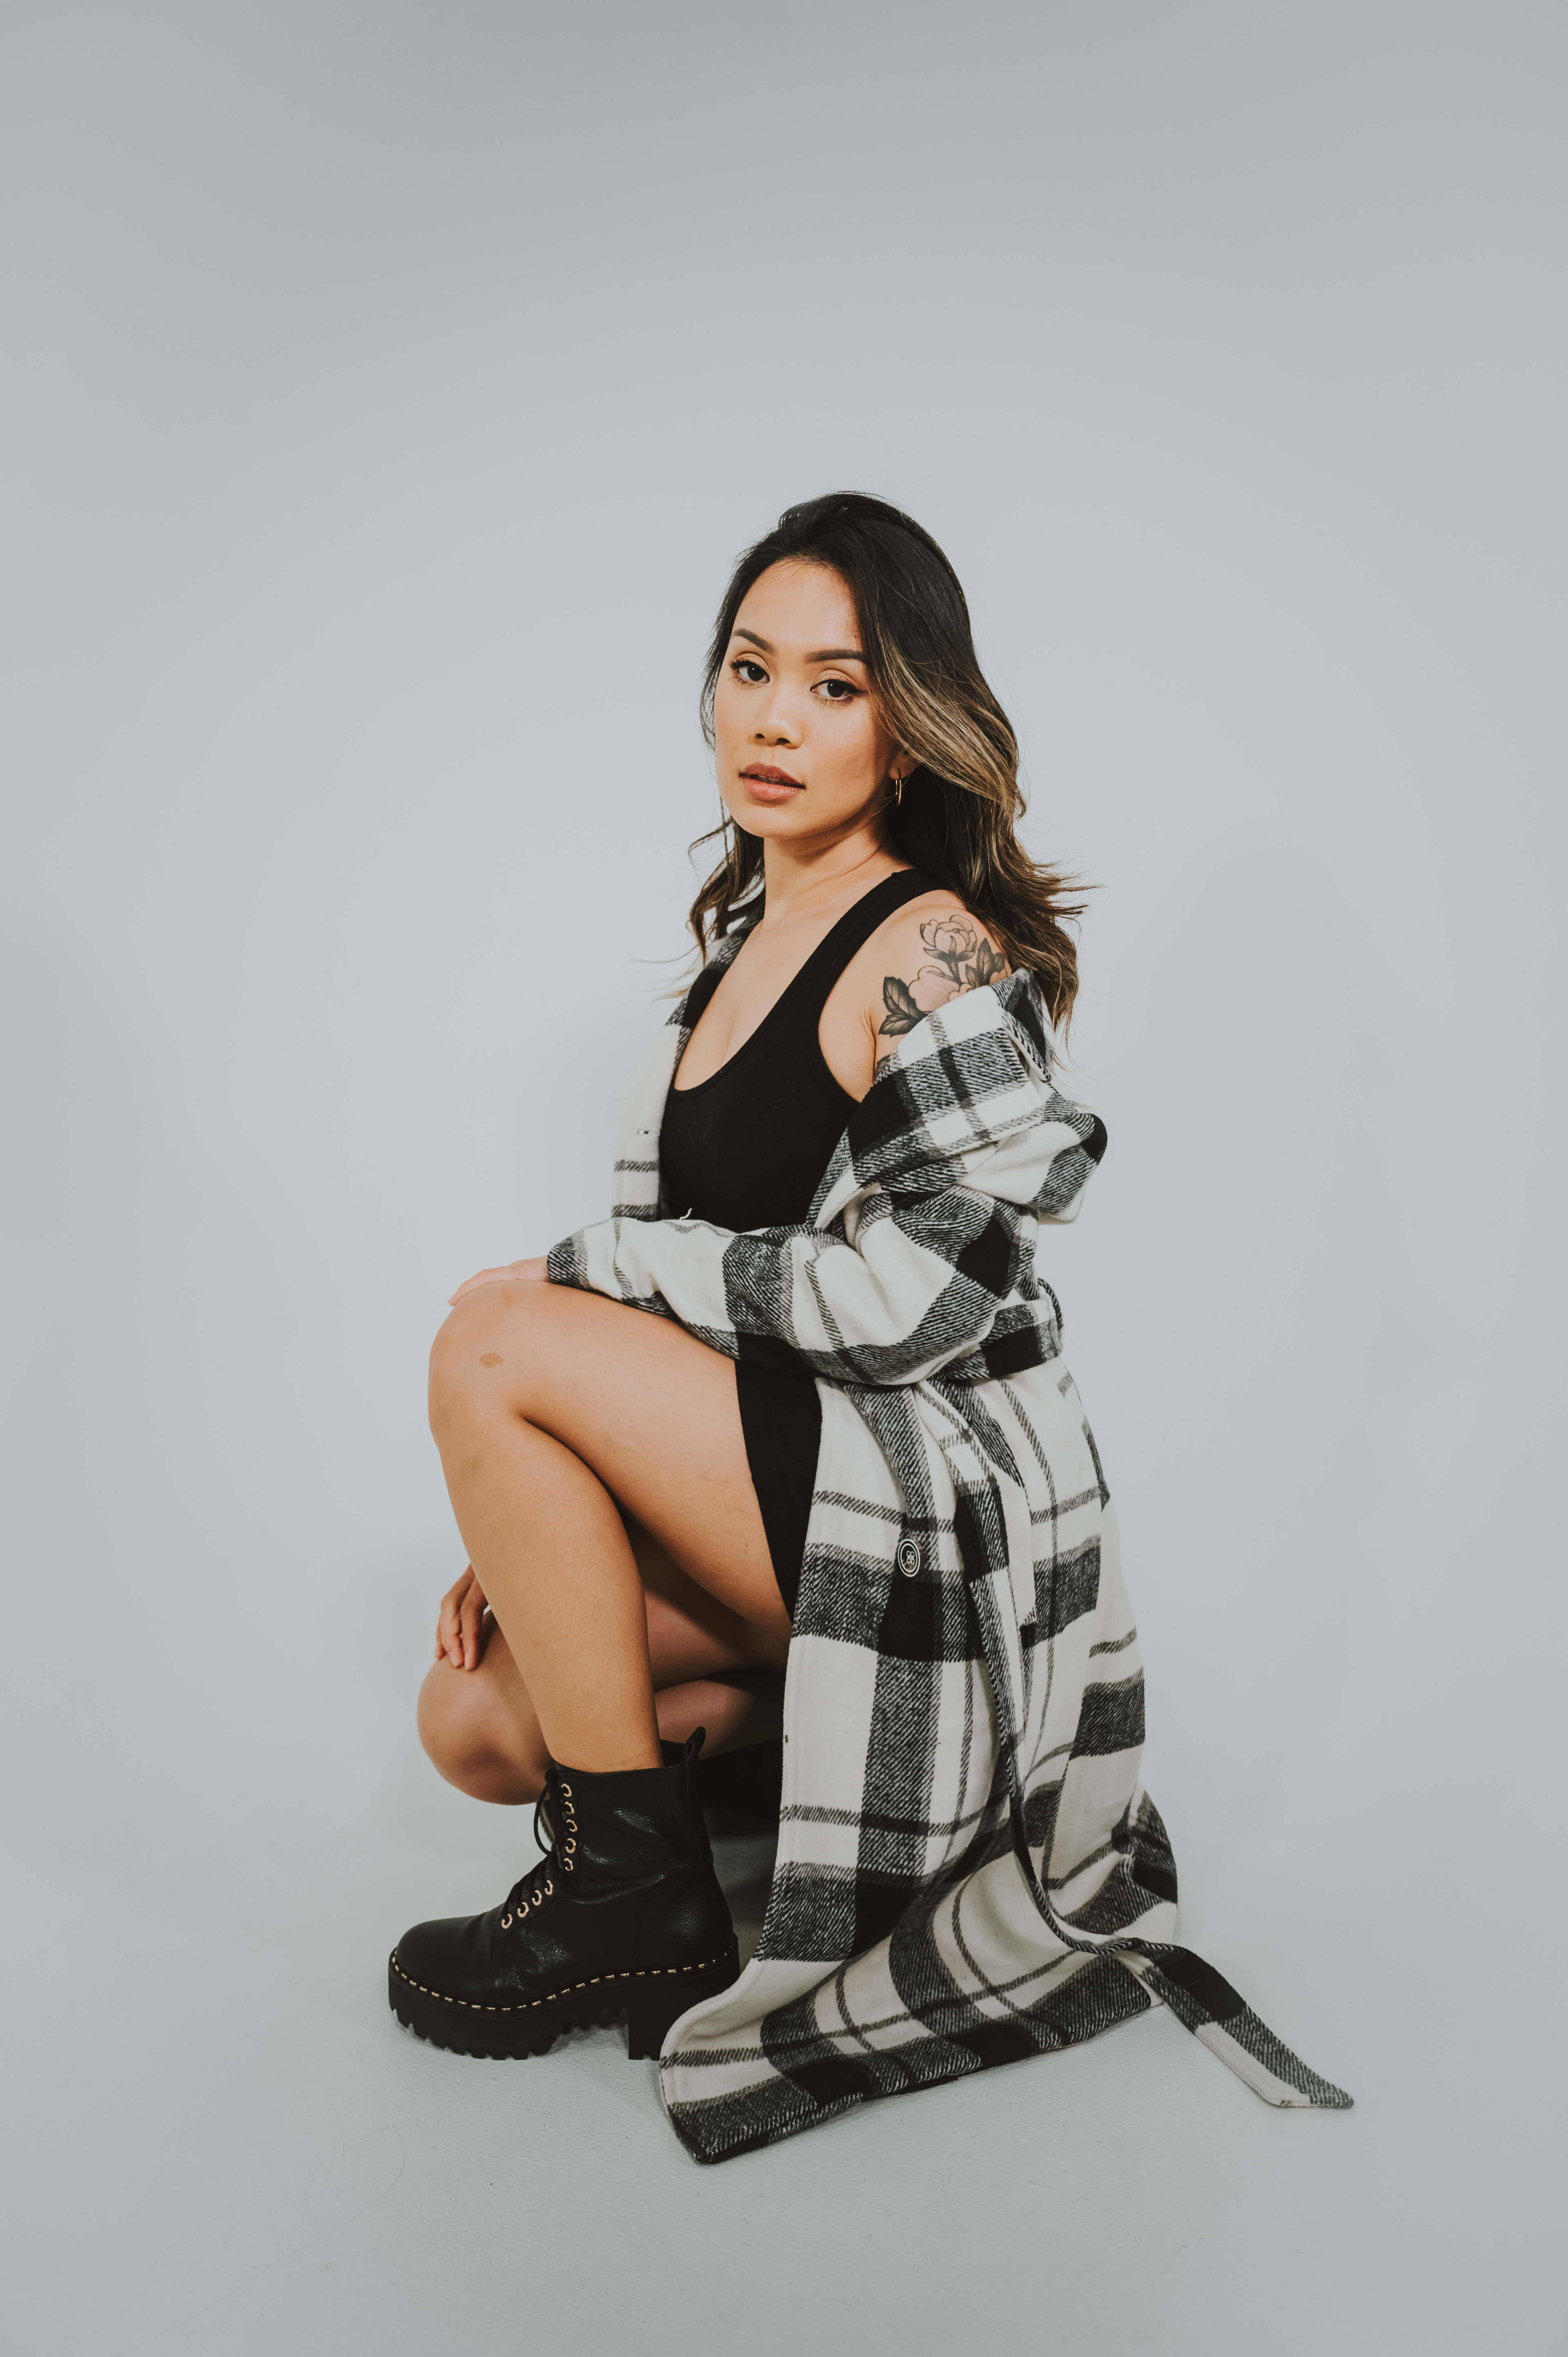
545, 1173, 1038, 1387
547, 979, 1105, 1387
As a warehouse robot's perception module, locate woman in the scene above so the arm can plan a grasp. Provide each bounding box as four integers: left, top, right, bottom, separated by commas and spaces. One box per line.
390, 493, 1348, 2161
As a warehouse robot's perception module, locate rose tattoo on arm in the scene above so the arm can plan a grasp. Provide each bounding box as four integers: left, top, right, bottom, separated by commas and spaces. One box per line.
878, 917, 1008, 1048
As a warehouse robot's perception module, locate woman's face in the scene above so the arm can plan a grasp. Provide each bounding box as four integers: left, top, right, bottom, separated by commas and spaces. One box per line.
712, 560, 904, 847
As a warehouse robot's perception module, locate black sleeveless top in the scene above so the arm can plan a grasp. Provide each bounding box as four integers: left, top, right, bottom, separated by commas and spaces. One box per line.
661, 870, 938, 1230
662, 869, 939, 1623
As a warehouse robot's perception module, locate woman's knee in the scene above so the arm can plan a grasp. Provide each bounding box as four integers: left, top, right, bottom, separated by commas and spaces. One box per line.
428, 1285, 549, 1439
416, 1657, 547, 1804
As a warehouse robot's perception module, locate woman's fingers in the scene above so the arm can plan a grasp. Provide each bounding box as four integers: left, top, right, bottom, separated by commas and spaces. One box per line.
447, 1257, 549, 1307
458, 1581, 488, 1671
437, 1568, 475, 1668
434, 1566, 490, 1670
447, 1266, 512, 1306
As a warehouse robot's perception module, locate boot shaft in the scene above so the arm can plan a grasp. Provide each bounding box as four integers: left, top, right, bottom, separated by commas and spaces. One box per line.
543, 1731, 731, 1971
549, 1735, 706, 1889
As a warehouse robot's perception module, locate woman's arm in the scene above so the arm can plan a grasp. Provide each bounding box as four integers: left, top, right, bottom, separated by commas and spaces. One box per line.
821, 893, 1010, 1102
548, 1178, 1035, 1387
549, 982, 1103, 1388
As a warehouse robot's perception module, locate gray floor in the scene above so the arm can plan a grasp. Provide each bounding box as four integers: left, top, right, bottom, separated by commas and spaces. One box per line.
7, 1556, 1557, 2355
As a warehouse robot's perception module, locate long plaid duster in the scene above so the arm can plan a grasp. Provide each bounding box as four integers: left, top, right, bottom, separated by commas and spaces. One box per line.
548, 934, 1350, 2162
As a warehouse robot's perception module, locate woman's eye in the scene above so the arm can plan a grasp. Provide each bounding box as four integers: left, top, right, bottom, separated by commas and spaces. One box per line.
817, 678, 859, 702
732, 659, 768, 684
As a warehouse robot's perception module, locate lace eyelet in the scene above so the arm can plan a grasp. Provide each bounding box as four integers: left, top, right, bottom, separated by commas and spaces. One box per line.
500, 1912, 512, 1928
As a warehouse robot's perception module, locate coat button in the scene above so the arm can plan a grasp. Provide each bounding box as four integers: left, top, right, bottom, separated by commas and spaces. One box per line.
896, 1538, 922, 1577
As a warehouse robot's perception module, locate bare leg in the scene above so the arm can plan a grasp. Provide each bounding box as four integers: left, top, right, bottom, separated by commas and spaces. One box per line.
426, 1280, 791, 1776
419, 1516, 785, 1803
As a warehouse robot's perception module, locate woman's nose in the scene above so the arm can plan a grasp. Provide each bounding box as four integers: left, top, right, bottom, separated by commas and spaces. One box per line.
752, 694, 802, 745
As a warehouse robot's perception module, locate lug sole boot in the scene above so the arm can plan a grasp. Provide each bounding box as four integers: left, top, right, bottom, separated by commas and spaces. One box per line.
388, 1730, 739, 2062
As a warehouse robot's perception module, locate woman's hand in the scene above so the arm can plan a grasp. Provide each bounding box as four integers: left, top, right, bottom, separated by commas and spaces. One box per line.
436, 1564, 491, 1670
448, 1255, 549, 1306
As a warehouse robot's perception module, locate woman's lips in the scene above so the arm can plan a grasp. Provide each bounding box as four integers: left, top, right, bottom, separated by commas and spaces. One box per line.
739, 765, 802, 805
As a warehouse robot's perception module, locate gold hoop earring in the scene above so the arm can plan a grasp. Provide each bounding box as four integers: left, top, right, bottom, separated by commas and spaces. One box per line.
891, 771, 905, 807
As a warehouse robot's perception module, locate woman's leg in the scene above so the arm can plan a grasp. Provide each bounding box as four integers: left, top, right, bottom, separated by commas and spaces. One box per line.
425, 1278, 793, 1776
418, 1517, 786, 1803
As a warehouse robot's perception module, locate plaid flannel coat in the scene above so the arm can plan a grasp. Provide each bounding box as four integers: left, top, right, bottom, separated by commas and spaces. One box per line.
548, 927, 1350, 2162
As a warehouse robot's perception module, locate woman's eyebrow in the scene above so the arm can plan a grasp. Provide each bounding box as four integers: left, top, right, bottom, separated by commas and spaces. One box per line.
732, 626, 866, 664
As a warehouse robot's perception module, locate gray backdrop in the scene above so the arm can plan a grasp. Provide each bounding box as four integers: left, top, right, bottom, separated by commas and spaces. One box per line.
3, 4, 1562, 2352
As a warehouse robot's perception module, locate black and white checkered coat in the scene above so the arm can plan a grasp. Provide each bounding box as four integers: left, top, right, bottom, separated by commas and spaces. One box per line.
548, 928, 1350, 2161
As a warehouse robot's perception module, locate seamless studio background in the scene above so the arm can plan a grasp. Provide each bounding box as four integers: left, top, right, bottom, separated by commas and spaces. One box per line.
2, 4, 1563, 2353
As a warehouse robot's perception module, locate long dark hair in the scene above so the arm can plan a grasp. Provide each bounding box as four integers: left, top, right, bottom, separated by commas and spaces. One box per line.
689, 490, 1084, 1028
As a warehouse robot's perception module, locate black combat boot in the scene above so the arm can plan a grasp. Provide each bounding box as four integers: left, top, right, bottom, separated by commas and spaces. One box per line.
388, 1731, 739, 2061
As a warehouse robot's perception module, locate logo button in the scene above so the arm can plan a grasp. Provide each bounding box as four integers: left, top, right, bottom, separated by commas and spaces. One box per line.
896, 1538, 922, 1578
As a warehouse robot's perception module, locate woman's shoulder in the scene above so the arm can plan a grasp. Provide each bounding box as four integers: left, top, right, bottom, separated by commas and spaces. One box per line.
860, 887, 1010, 1053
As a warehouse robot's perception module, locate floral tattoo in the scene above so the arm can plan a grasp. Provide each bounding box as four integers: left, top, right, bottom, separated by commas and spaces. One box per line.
878, 918, 1007, 1045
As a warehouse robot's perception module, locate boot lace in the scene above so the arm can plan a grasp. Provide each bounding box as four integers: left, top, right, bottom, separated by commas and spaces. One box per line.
499, 1764, 579, 1931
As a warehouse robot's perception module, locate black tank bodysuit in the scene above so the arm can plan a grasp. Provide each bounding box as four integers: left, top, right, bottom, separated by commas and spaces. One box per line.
660, 870, 938, 1618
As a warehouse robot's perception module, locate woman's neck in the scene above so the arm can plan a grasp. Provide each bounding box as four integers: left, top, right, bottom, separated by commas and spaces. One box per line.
758, 819, 906, 929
